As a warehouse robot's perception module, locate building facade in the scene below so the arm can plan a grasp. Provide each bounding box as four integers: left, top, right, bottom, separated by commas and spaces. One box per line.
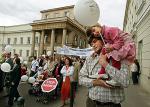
123, 0, 150, 93
0, 5, 87, 60
0, 24, 32, 60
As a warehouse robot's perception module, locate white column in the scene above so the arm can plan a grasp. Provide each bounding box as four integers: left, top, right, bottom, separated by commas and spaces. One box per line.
39, 30, 45, 55
50, 29, 55, 55
62, 28, 67, 46
31, 31, 35, 56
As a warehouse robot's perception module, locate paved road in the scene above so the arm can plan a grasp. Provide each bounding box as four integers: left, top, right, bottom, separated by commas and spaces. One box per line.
0, 83, 150, 107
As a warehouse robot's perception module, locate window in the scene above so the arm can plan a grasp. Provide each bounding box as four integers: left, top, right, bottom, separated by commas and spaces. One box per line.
19, 49, 22, 56
35, 37, 38, 44
80, 40, 82, 47
74, 36, 78, 45
45, 36, 48, 43
138, 40, 143, 72
45, 14, 48, 19
26, 50, 29, 57
55, 36, 57, 43
27, 37, 30, 44
34, 50, 37, 56
20, 37, 23, 44
43, 50, 46, 55
7, 38, 11, 44
55, 34, 61, 44
54, 13, 59, 18
64, 11, 69, 17
83, 40, 86, 48
66, 35, 68, 44
47, 14, 51, 18
14, 38, 17, 44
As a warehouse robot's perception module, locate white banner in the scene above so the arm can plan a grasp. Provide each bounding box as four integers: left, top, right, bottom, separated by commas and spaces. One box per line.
56, 45, 94, 57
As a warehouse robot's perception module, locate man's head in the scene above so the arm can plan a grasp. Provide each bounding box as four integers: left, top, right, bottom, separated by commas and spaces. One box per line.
5, 52, 11, 58
86, 26, 104, 54
14, 53, 19, 58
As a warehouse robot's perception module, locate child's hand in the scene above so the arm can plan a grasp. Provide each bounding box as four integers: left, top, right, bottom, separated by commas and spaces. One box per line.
105, 44, 114, 53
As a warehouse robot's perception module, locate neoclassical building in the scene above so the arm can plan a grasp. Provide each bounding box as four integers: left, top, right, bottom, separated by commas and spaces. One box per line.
0, 24, 33, 60
123, 0, 150, 93
0, 5, 87, 60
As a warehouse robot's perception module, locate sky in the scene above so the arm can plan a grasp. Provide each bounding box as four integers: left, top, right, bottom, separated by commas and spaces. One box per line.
0, 0, 127, 29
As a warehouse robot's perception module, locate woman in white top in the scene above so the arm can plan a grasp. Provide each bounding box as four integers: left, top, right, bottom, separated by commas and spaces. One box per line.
60, 57, 74, 107
130, 60, 139, 84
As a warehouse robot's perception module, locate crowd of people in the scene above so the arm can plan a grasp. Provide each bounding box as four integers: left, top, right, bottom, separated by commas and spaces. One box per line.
28, 55, 83, 105
0, 51, 84, 106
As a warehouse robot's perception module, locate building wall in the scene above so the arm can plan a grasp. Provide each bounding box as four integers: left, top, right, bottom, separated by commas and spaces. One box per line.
41, 7, 74, 19
0, 24, 34, 60
0, 27, 5, 51
123, 0, 150, 93
124, 0, 137, 33
136, 9, 150, 92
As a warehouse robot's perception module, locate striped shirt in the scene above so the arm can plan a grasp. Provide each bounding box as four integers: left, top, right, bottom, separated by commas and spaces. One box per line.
79, 55, 130, 103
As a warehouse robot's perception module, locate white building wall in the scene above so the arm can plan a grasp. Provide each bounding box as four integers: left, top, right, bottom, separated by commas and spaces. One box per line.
124, 0, 150, 93
136, 11, 150, 92
0, 26, 5, 52
0, 24, 33, 61
41, 7, 74, 20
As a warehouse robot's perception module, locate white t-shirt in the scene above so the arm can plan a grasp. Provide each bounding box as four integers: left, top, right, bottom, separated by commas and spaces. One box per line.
31, 60, 39, 72
130, 63, 137, 72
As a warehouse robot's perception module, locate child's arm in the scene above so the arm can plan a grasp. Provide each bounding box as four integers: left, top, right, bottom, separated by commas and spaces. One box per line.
105, 44, 114, 53
109, 27, 124, 50
99, 53, 129, 87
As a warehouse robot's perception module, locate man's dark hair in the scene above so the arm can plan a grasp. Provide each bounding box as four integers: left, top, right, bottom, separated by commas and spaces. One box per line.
15, 58, 21, 65
33, 56, 37, 60
65, 57, 73, 66
86, 27, 93, 37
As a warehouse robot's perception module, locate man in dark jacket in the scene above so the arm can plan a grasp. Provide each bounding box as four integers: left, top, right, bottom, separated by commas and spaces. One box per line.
8, 58, 21, 106
3, 52, 14, 97
0, 53, 6, 91
135, 59, 140, 76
